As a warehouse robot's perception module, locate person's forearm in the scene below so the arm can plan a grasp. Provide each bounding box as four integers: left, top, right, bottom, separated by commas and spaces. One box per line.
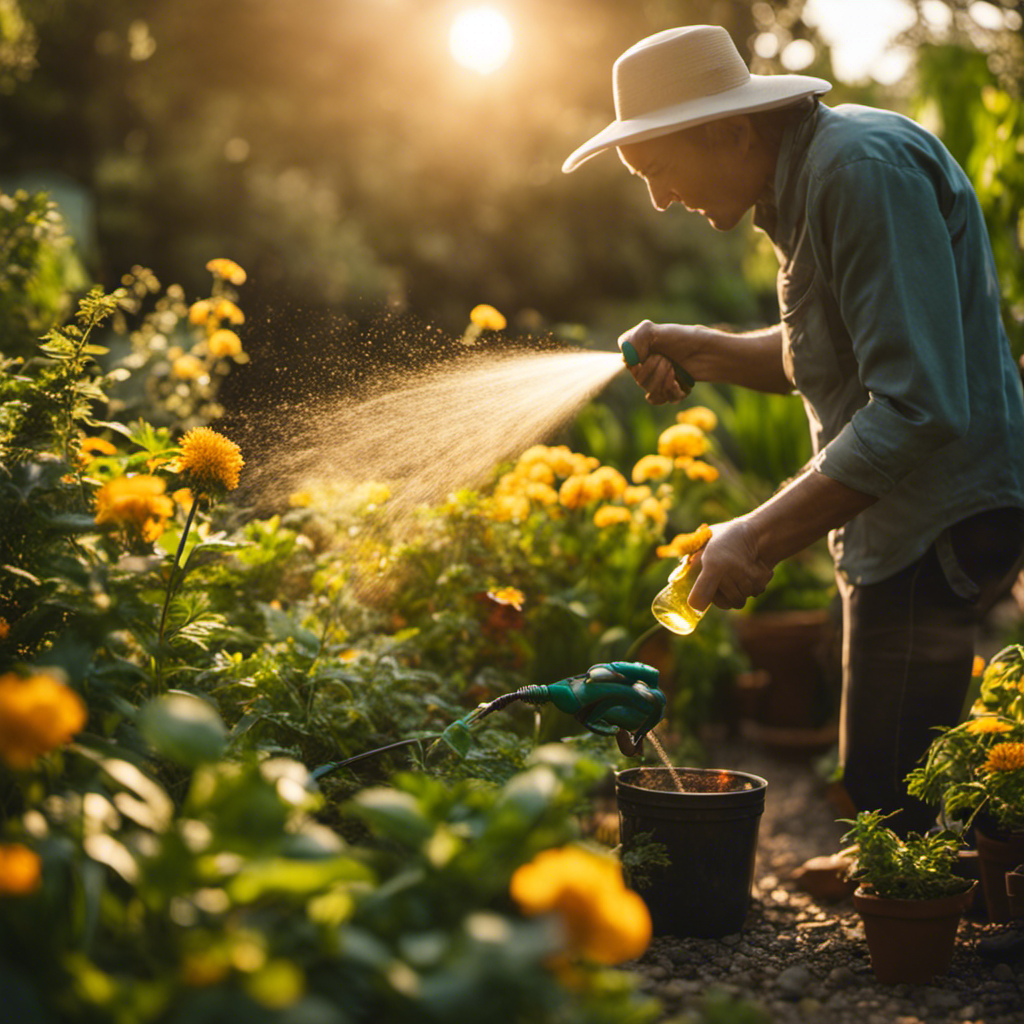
746, 467, 878, 566
698, 324, 792, 394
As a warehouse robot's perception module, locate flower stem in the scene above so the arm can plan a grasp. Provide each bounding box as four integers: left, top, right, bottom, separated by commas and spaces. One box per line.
158, 496, 200, 655
624, 622, 663, 663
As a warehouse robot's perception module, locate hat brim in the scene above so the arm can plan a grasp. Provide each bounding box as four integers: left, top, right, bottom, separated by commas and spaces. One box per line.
562, 74, 831, 173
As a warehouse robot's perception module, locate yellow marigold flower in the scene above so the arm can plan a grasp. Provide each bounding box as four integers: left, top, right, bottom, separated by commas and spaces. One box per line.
172, 354, 204, 380
207, 328, 243, 359
516, 445, 550, 467
983, 741, 1024, 773
491, 494, 530, 522
510, 847, 651, 965
639, 496, 667, 527
632, 454, 673, 484
364, 483, 391, 505
469, 303, 506, 331
94, 475, 175, 543
545, 445, 580, 478
0, 844, 42, 895
587, 466, 628, 500
593, 504, 632, 528
487, 586, 525, 611
213, 298, 245, 325
175, 427, 244, 493
206, 257, 247, 285
0, 618, 9, 640
676, 405, 718, 432
0, 671, 87, 769
656, 523, 713, 560
188, 299, 213, 326
173, 487, 193, 508
966, 717, 1014, 735
559, 474, 591, 510
623, 485, 652, 506
658, 423, 708, 459
520, 461, 555, 486
684, 460, 720, 483
79, 436, 118, 458
525, 481, 559, 506
288, 489, 314, 508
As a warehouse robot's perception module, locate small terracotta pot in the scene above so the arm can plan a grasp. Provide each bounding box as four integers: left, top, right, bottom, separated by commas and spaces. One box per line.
974, 828, 1024, 922
852, 883, 977, 985
1006, 864, 1024, 918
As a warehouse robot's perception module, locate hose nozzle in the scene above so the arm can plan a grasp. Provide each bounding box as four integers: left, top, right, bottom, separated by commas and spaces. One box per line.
621, 339, 695, 393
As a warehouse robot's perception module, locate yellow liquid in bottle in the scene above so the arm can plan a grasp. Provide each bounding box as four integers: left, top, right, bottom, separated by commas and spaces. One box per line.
651, 555, 706, 635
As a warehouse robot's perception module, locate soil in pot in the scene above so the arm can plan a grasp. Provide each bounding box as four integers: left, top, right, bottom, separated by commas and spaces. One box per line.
616, 766, 767, 938
852, 883, 977, 984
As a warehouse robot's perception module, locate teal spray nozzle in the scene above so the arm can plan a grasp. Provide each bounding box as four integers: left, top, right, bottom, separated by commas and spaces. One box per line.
469, 661, 666, 749
621, 339, 695, 393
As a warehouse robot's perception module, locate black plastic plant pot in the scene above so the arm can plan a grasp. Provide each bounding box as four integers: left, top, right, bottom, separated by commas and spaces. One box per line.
615, 766, 768, 938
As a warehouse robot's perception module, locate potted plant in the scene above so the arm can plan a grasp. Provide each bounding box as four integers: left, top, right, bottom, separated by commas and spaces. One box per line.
905, 644, 1024, 922
840, 810, 976, 984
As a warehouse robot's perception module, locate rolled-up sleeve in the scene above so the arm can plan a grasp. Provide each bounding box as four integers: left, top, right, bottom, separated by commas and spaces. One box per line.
807, 158, 969, 496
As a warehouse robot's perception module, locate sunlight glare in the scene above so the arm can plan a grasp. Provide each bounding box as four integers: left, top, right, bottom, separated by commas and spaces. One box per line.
449, 7, 513, 75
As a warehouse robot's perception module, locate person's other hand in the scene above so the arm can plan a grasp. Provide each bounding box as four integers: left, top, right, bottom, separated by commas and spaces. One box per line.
617, 320, 693, 404
688, 518, 774, 611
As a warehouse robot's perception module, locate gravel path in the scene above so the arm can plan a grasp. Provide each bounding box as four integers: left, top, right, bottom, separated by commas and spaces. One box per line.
620, 741, 1024, 1023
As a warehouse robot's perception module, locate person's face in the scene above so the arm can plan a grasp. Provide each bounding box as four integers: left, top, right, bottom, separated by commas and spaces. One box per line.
618, 117, 771, 232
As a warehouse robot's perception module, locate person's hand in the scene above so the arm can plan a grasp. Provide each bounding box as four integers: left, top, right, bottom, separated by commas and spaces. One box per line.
618, 320, 697, 404
688, 518, 775, 611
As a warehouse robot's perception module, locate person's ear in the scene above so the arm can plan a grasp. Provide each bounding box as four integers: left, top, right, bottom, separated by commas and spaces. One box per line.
704, 115, 753, 157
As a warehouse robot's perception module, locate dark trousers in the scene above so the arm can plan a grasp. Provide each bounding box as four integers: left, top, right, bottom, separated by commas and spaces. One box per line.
838, 507, 1024, 836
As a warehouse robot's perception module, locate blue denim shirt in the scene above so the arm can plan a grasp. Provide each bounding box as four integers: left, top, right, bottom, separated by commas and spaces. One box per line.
753, 102, 1024, 585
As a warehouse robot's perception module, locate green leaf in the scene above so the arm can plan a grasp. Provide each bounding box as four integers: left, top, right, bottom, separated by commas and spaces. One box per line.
351, 788, 434, 847
138, 692, 228, 767
439, 720, 473, 759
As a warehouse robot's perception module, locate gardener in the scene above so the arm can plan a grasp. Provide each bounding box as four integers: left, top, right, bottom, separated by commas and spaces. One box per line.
562, 25, 1024, 836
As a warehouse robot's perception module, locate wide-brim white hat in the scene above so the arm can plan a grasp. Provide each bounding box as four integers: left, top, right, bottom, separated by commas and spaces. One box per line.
563, 25, 831, 173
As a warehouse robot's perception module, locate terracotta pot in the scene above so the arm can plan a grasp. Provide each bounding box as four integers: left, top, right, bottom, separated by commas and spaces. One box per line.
615, 766, 767, 938
730, 609, 834, 728
1004, 863, 1024, 918
852, 883, 977, 984
974, 828, 1024, 922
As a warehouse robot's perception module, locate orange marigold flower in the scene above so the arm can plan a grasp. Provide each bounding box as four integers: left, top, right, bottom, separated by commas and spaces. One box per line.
632, 454, 674, 484
490, 493, 530, 522
972, 655, 986, 677
966, 717, 1014, 735
0, 671, 87, 769
656, 523, 713, 560
213, 298, 245, 325
593, 504, 632, 528
172, 354, 204, 380
174, 427, 244, 493
658, 423, 708, 459
487, 586, 525, 611
525, 481, 559, 506
172, 487, 194, 508
676, 405, 718, 432
518, 461, 555, 486
558, 474, 591, 510
205, 257, 247, 286
623, 485, 652, 506
469, 303, 506, 331
0, 844, 42, 895
207, 328, 243, 359
0, 618, 9, 640
586, 466, 628, 500
639, 496, 667, 527
510, 847, 651, 965
983, 741, 1024, 773
684, 460, 719, 483
94, 475, 175, 543
545, 445, 582, 478
188, 299, 213, 326
79, 436, 118, 459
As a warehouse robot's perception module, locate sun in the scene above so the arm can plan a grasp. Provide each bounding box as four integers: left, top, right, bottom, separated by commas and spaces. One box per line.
448, 7, 513, 75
